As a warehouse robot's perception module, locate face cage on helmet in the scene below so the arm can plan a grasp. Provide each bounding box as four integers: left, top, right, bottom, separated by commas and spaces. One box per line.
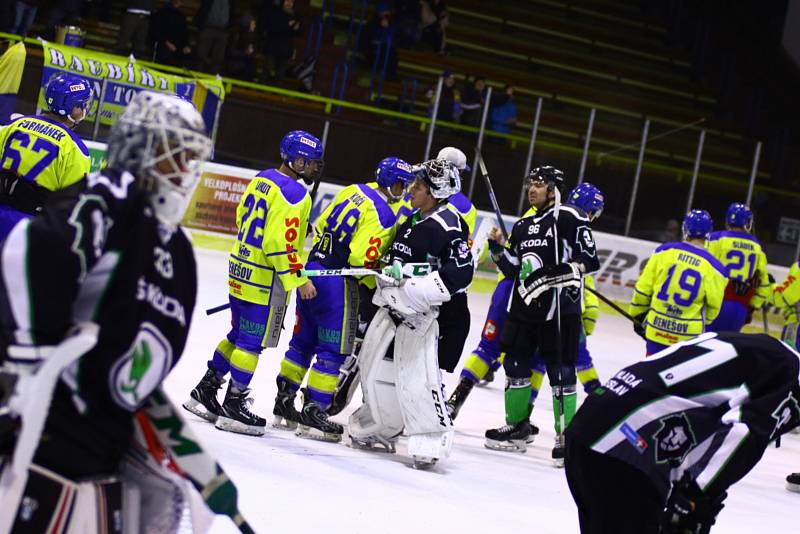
288, 156, 324, 183
140, 121, 213, 198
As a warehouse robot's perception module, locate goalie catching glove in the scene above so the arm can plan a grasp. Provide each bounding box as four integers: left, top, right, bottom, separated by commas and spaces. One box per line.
381, 271, 451, 316
517, 262, 582, 305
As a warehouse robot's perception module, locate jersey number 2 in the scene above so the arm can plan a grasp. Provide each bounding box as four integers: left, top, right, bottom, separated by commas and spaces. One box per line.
2, 131, 59, 181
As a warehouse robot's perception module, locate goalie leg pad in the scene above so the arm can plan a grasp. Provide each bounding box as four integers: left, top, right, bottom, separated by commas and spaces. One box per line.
394, 319, 454, 462
347, 309, 404, 445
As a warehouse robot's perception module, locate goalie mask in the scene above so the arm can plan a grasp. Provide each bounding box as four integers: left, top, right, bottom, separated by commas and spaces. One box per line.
413, 158, 460, 199
106, 91, 212, 230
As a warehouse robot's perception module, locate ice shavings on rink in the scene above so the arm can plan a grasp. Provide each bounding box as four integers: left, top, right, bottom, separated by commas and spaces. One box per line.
162, 248, 799, 534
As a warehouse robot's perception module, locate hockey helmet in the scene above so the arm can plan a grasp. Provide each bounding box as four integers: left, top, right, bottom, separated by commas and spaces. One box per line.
527, 166, 565, 192
45, 73, 93, 124
437, 146, 471, 172
375, 157, 415, 201
567, 182, 605, 221
682, 209, 713, 240
725, 202, 753, 231
414, 158, 460, 199
280, 130, 325, 184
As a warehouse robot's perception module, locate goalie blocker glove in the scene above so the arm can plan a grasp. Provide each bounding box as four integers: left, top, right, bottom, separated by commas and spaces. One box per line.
518, 262, 582, 305
381, 271, 451, 316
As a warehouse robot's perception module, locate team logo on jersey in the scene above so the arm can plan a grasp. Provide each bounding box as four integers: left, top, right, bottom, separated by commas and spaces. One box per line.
483, 319, 498, 340
575, 226, 596, 258
652, 413, 697, 465
769, 391, 800, 440
453, 239, 471, 268
520, 253, 544, 281
110, 322, 173, 410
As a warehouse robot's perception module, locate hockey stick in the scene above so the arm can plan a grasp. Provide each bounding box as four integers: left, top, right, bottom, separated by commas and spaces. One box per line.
762, 306, 769, 334
584, 285, 641, 325
0, 323, 100, 534
475, 148, 509, 240
551, 186, 566, 464
300, 262, 432, 279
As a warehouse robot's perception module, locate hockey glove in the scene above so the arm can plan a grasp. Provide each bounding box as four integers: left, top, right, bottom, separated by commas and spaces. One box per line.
382, 271, 451, 315
633, 313, 647, 340
517, 263, 582, 305
661, 473, 726, 534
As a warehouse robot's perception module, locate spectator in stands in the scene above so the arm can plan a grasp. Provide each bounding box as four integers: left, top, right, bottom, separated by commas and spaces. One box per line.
426, 70, 460, 122
420, 0, 448, 54
195, 0, 231, 75
45, 0, 83, 35
393, 0, 420, 48
114, 0, 154, 57
658, 219, 681, 243
228, 14, 258, 81
150, 0, 192, 67
362, 3, 398, 81
0, 2, 11, 34
490, 84, 517, 134
260, 0, 301, 81
461, 76, 486, 127
9, 0, 39, 37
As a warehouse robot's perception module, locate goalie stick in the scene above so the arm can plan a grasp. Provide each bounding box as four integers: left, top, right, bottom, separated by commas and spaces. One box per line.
300, 262, 431, 279
0, 323, 100, 534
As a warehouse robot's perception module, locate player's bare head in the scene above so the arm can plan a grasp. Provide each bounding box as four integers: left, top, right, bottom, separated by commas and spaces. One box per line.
107, 91, 212, 230
375, 157, 414, 202
526, 166, 564, 210
280, 130, 324, 187
409, 177, 436, 211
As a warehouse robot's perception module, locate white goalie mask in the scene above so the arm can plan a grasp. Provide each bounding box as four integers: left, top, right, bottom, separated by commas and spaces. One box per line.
413, 158, 461, 199
106, 91, 212, 230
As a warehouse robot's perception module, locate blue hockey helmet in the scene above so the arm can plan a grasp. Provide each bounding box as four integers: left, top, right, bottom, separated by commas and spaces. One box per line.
45, 73, 93, 124
567, 182, 605, 221
279, 130, 324, 183
682, 209, 713, 240
375, 157, 414, 201
725, 202, 753, 231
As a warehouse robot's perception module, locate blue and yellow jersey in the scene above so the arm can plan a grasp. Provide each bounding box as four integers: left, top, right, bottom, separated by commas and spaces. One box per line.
0, 115, 90, 191
772, 262, 800, 325
312, 183, 397, 289
393, 190, 477, 236
706, 230, 770, 309
228, 169, 311, 303
582, 275, 600, 336
629, 242, 727, 346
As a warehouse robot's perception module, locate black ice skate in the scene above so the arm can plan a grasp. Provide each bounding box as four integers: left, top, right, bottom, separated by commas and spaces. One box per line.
552, 434, 565, 468
328, 355, 360, 416
484, 420, 532, 452
296, 393, 344, 443
272, 380, 301, 430
787, 472, 800, 493
525, 419, 540, 444
446, 378, 474, 420
182, 368, 224, 422
214, 383, 266, 436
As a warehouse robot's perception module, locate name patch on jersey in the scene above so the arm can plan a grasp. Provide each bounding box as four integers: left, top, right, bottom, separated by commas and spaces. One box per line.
136, 277, 187, 327
677, 253, 701, 267
605, 370, 642, 396
109, 322, 173, 410
18, 119, 66, 142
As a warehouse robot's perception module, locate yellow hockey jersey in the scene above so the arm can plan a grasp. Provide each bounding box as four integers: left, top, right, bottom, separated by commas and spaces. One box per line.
629, 242, 727, 345
0, 115, 90, 191
772, 262, 800, 325
228, 169, 311, 304
311, 183, 398, 289
706, 230, 770, 309
583, 275, 600, 336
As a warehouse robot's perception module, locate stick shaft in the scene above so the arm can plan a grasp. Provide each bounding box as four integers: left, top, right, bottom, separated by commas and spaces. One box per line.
584, 285, 640, 324
475, 149, 509, 240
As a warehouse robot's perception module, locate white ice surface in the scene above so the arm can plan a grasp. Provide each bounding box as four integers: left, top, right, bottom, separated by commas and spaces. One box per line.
163, 249, 800, 533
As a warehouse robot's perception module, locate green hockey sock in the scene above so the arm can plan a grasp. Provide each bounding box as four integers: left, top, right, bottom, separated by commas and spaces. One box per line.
505, 379, 531, 424
552, 390, 577, 434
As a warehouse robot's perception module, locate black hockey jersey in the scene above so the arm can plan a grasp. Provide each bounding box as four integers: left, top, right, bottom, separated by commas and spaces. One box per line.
389, 203, 473, 295
0, 169, 197, 477
495, 203, 600, 322
567, 332, 800, 499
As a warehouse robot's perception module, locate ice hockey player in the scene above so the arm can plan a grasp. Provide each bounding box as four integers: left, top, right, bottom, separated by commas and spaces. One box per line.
483, 167, 600, 465
0, 91, 245, 532
772, 261, 800, 350
0, 73, 93, 238
348, 158, 473, 468
184, 130, 323, 436
706, 202, 770, 332
565, 331, 800, 533
629, 209, 728, 355
273, 157, 414, 441
447, 183, 605, 423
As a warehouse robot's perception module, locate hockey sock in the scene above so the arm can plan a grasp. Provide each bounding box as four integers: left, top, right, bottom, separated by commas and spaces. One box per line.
552, 386, 577, 434
209, 339, 235, 377
460, 348, 500, 384
577, 365, 600, 390
278, 346, 312, 391
229, 347, 259, 389
307, 352, 347, 410
529, 367, 545, 404
504, 377, 531, 424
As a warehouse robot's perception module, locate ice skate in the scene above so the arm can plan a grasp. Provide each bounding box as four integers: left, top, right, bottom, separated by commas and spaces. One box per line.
484, 421, 531, 452
525, 420, 540, 444
477, 368, 495, 388
347, 433, 397, 453
787, 473, 800, 493
411, 457, 437, 470
183, 368, 224, 422
214, 383, 266, 436
552, 434, 565, 468
272, 380, 301, 430
295, 394, 343, 443
446, 378, 474, 420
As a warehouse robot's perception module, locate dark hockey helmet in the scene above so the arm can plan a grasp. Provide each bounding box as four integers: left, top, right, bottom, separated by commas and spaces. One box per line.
527, 166, 565, 192
725, 202, 753, 231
